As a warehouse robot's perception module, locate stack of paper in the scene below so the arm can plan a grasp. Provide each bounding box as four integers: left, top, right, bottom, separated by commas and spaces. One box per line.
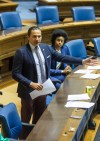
65, 93, 95, 108
74, 69, 94, 74
81, 73, 100, 79
87, 65, 100, 70
30, 78, 56, 100
65, 101, 95, 108
67, 93, 90, 101
74, 68, 100, 79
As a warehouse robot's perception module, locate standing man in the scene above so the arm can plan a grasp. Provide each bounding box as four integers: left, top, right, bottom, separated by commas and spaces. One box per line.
12, 26, 97, 138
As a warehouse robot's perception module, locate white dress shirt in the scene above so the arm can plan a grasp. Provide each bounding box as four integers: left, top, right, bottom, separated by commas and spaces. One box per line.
29, 42, 46, 83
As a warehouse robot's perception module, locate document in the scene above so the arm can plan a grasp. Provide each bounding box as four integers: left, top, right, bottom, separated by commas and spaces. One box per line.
74, 69, 94, 74
30, 78, 56, 100
87, 65, 100, 70
65, 101, 95, 108
67, 93, 90, 101
81, 73, 100, 79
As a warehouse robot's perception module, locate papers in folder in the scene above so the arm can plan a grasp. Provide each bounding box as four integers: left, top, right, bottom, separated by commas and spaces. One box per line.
65, 93, 95, 108
67, 93, 90, 101
74, 69, 94, 74
30, 78, 56, 100
81, 73, 100, 79
65, 101, 95, 108
87, 65, 100, 70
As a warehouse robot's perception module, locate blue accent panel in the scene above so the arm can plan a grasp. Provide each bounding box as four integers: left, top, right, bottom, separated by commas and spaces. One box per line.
35, 6, 59, 25
72, 6, 96, 22
92, 37, 100, 56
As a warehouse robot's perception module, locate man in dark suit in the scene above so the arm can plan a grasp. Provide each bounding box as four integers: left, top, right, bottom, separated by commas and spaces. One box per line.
12, 26, 97, 138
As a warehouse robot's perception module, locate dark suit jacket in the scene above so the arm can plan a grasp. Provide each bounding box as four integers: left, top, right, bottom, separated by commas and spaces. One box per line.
12, 43, 82, 99
50, 45, 69, 75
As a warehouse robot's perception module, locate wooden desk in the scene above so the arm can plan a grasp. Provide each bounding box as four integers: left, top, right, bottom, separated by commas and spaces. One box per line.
0, 27, 28, 81
0, 27, 28, 60
27, 64, 100, 141
40, 21, 100, 45
1, 21, 100, 60
0, 21, 100, 82
0, 0, 18, 12
39, 0, 100, 20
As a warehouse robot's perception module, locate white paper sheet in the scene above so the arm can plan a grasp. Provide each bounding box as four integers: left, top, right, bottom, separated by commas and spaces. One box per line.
65, 101, 95, 108
68, 93, 90, 101
87, 65, 100, 70
81, 73, 100, 79
30, 78, 56, 100
74, 69, 94, 74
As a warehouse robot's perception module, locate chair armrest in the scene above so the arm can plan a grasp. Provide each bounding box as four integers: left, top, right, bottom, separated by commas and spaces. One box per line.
10, 139, 27, 141
22, 122, 35, 127
50, 76, 61, 83
86, 46, 95, 53
9, 123, 35, 141
87, 55, 92, 57
9, 138, 18, 141
20, 122, 35, 139
87, 55, 98, 59
96, 55, 100, 57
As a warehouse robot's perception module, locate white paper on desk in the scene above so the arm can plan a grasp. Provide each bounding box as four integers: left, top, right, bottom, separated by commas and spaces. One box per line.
87, 65, 100, 70
74, 69, 94, 74
65, 101, 95, 108
81, 73, 100, 79
30, 78, 56, 100
68, 93, 90, 101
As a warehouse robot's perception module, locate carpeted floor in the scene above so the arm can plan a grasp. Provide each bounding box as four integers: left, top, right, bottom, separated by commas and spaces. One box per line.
94, 124, 100, 141
12, 0, 38, 20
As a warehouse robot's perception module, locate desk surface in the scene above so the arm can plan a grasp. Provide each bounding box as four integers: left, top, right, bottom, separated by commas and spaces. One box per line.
0, 20, 99, 41
40, 20, 100, 46
0, 20, 100, 59
0, 0, 18, 12
39, 0, 100, 4
27, 64, 100, 141
0, 21, 100, 82
0, 26, 28, 60
0, 20, 100, 40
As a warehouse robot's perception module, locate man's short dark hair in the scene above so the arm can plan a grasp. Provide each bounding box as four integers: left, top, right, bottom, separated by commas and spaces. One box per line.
28, 26, 41, 36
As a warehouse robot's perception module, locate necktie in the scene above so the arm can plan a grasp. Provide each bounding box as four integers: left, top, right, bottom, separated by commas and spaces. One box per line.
35, 47, 46, 83
56, 62, 61, 69
56, 50, 61, 69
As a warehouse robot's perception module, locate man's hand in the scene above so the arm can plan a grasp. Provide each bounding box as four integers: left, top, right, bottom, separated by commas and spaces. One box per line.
82, 56, 98, 66
30, 82, 43, 91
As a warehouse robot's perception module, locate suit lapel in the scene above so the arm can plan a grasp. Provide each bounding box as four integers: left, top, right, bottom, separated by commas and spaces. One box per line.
39, 44, 47, 61
26, 44, 37, 69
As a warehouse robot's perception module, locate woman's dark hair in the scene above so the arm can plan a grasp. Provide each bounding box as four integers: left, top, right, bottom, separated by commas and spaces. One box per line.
51, 29, 68, 46
27, 26, 41, 36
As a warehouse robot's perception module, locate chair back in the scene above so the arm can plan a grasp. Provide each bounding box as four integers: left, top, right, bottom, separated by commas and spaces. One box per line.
65, 39, 87, 69
71, 6, 96, 21
0, 11, 22, 30
65, 39, 87, 58
92, 37, 100, 56
0, 103, 22, 139
35, 6, 59, 25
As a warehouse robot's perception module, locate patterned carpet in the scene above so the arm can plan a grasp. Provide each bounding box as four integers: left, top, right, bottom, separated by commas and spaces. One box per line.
94, 124, 100, 141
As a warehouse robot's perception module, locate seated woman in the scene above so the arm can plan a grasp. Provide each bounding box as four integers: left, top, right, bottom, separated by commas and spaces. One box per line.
46, 29, 72, 106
